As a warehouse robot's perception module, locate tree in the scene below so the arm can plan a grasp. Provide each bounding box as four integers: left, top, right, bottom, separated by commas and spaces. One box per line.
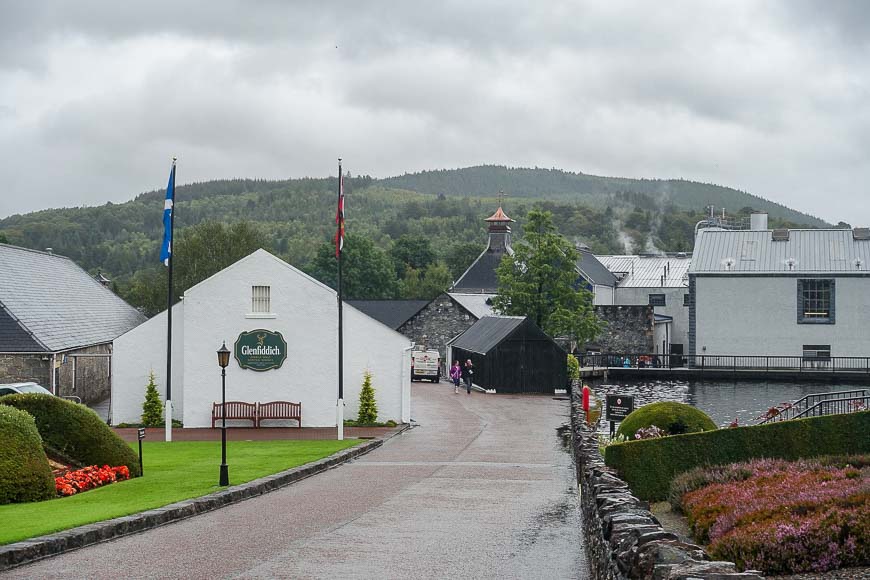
0, 233, 8, 244
357, 371, 378, 424
390, 234, 435, 278
493, 210, 601, 344
308, 233, 399, 299
141, 371, 163, 427
400, 261, 453, 299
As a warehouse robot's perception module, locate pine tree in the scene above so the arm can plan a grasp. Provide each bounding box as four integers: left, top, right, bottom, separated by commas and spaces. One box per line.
141, 371, 163, 427
357, 372, 378, 425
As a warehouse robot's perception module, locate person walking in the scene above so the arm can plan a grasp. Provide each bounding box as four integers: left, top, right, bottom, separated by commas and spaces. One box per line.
449, 360, 462, 394
461, 359, 474, 394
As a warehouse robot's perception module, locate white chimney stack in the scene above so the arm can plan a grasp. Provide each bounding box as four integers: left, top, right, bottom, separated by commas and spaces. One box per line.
750, 212, 768, 231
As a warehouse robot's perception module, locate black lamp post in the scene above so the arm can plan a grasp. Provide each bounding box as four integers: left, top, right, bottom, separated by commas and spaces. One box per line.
217, 342, 230, 486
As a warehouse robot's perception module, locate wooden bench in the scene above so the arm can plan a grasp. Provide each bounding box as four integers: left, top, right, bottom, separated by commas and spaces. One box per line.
257, 401, 302, 428
212, 401, 257, 428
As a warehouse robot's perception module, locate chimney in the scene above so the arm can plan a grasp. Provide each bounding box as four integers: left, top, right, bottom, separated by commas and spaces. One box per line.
750, 212, 768, 231
484, 206, 514, 253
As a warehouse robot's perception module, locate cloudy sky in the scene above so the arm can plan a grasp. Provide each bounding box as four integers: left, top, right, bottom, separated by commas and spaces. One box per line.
1, 1, 868, 224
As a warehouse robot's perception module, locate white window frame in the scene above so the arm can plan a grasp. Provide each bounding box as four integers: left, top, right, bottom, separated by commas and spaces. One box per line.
247, 285, 276, 318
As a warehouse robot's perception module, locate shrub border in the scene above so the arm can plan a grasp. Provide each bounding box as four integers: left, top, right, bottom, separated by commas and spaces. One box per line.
0, 425, 408, 572
604, 410, 870, 501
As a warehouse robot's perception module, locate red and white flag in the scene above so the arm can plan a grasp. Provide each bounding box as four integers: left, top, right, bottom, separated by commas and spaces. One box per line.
335, 172, 345, 258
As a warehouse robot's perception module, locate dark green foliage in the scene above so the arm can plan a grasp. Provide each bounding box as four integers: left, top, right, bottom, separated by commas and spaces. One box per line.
567, 354, 580, 381
141, 371, 163, 427
0, 394, 141, 477
400, 262, 453, 299
307, 233, 399, 299
604, 411, 870, 501
444, 241, 485, 279
493, 210, 602, 343
357, 372, 378, 424
616, 401, 717, 440
0, 405, 55, 504
0, 233, 8, 244
390, 234, 435, 278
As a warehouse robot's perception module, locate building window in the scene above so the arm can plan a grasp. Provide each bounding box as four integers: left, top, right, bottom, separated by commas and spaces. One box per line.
797, 279, 835, 324
649, 294, 666, 307
802, 344, 831, 360
683, 294, 690, 307
252, 286, 271, 313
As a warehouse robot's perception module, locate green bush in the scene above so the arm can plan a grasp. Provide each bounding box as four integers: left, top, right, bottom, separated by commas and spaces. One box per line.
141, 370, 163, 427
567, 355, 580, 381
0, 405, 55, 504
605, 410, 870, 501
0, 394, 141, 477
357, 372, 378, 424
616, 401, 717, 440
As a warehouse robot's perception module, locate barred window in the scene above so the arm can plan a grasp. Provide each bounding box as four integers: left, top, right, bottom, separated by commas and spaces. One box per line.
797, 279, 834, 324
649, 294, 666, 307
252, 286, 271, 313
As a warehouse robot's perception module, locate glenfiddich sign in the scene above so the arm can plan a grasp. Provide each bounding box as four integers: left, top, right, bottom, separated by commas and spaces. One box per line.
234, 329, 287, 371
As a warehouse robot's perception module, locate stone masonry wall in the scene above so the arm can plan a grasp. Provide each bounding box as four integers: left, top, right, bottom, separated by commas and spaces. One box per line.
56, 343, 112, 405
0, 354, 51, 389
593, 306, 654, 353
398, 293, 476, 364
569, 383, 763, 579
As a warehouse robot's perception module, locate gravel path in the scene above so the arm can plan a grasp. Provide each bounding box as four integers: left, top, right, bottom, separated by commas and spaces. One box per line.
5, 383, 587, 579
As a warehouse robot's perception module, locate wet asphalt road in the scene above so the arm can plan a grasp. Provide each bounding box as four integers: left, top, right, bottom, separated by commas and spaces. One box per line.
6, 383, 588, 579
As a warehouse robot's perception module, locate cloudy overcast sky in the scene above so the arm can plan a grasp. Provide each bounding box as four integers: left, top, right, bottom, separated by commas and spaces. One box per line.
1, 1, 868, 224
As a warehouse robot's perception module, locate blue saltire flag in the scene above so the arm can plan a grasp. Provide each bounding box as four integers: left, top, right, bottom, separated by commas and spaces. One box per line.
159, 160, 176, 266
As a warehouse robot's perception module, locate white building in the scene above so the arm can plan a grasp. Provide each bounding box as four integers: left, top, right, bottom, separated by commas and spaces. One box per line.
112, 249, 411, 428
689, 223, 870, 358
596, 254, 692, 356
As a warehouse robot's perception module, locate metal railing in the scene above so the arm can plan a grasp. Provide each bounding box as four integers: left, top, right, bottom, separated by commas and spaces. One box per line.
791, 396, 870, 420
580, 353, 870, 374
758, 389, 869, 423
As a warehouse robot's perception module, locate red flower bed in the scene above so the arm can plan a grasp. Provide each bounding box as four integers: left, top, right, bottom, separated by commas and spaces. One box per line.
681, 458, 869, 575
55, 465, 131, 497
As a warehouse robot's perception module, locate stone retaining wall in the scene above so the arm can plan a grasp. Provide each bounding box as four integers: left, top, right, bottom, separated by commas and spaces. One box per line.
569, 383, 763, 579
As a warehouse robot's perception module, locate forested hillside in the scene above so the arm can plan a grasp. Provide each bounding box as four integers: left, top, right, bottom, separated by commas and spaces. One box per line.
0, 166, 829, 314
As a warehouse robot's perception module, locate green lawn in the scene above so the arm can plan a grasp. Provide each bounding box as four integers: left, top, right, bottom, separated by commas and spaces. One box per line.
0, 439, 359, 545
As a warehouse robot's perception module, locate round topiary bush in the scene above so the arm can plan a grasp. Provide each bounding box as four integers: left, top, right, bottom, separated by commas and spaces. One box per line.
0, 394, 141, 477
616, 401, 717, 440
0, 405, 55, 504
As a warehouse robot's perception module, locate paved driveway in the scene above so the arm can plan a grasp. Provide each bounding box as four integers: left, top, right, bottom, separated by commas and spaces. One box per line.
6, 383, 587, 579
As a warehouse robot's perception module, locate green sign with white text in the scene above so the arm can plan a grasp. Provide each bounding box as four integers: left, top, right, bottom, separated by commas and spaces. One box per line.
234, 329, 287, 372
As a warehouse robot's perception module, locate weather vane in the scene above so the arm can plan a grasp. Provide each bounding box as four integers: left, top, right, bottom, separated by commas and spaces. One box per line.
497, 190, 507, 206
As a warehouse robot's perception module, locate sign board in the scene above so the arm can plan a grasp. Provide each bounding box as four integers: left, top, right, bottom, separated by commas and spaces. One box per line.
605, 395, 635, 422
137, 428, 146, 440
234, 329, 288, 372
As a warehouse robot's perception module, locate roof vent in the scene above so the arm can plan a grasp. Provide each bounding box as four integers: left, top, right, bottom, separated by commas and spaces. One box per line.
785, 258, 796, 271
772, 229, 790, 241
853, 227, 870, 241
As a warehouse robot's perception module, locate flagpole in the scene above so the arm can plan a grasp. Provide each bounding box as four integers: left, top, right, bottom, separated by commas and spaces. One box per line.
336, 158, 344, 441
164, 158, 177, 442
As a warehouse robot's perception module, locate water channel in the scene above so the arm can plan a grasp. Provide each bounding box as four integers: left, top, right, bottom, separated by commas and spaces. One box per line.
588, 378, 868, 432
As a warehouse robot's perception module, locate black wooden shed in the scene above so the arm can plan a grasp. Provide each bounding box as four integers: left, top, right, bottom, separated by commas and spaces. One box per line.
448, 316, 567, 394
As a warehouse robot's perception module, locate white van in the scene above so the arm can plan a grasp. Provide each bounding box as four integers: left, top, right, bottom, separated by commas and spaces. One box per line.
410, 346, 441, 382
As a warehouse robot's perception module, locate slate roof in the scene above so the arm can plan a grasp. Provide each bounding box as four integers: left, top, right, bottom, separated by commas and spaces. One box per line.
598, 254, 691, 287
346, 299, 429, 330
448, 316, 526, 354
690, 229, 870, 274
576, 249, 618, 286
452, 249, 507, 293
447, 293, 495, 319
0, 244, 147, 352
0, 302, 46, 352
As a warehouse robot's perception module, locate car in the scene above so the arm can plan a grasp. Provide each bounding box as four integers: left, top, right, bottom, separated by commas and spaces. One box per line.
0, 382, 54, 397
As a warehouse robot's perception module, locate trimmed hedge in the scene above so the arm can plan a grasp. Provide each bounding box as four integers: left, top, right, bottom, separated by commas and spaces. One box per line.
0, 405, 55, 504
604, 410, 870, 500
0, 394, 141, 477
616, 401, 716, 439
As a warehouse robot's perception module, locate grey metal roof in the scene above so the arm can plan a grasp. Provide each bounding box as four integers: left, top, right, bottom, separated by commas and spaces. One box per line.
0, 244, 147, 352
690, 229, 870, 274
576, 249, 618, 286
448, 316, 526, 354
346, 299, 429, 330
447, 293, 495, 319
598, 255, 691, 287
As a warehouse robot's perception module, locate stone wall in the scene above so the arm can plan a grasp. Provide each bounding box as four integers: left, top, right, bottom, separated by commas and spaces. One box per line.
57, 343, 112, 405
0, 354, 51, 389
398, 293, 476, 363
569, 383, 763, 579
592, 306, 654, 353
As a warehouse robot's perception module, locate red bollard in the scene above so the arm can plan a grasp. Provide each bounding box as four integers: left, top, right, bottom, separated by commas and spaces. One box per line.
582, 384, 590, 423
